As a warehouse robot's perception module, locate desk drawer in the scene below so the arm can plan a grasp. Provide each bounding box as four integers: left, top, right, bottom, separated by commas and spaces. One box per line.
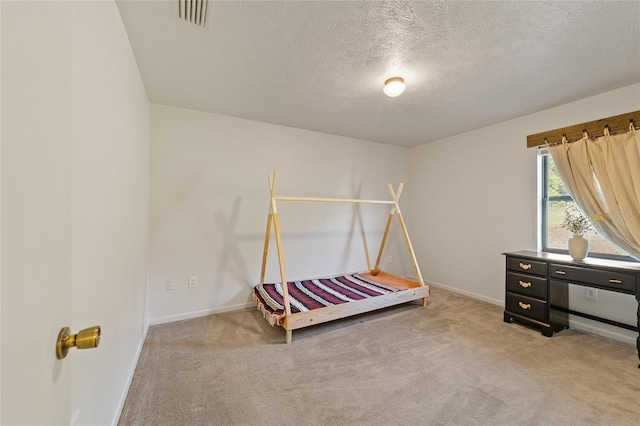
506, 293, 547, 323
507, 257, 547, 276
550, 264, 636, 293
507, 272, 547, 298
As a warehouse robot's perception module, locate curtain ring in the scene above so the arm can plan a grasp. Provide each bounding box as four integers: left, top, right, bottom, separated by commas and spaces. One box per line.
562, 134, 567, 144
604, 124, 610, 136
582, 129, 588, 140
631, 120, 636, 132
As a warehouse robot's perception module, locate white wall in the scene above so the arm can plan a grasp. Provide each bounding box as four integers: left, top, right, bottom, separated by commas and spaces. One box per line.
69, 3, 150, 425
407, 83, 640, 344
149, 104, 413, 323
1, 1, 149, 425
150, 85, 640, 345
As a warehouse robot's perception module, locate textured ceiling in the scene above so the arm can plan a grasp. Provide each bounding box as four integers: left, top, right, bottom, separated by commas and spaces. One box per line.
116, 1, 640, 147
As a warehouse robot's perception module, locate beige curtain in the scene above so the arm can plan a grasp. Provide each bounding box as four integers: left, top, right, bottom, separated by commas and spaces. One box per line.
548, 126, 640, 260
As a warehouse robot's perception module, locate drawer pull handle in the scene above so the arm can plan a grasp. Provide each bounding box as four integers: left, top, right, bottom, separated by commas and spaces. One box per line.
609, 279, 622, 284
519, 281, 532, 288
555, 270, 566, 275
518, 302, 531, 310
519, 263, 532, 270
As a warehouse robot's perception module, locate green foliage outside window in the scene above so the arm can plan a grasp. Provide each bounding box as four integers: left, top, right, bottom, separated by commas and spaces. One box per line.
547, 160, 567, 197
543, 154, 628, 258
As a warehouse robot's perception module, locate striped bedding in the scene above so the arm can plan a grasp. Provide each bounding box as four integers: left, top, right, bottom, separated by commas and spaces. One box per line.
252, 272, 402, 326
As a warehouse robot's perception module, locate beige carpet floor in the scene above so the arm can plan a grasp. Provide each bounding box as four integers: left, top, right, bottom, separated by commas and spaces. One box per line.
119, 287, 640, 426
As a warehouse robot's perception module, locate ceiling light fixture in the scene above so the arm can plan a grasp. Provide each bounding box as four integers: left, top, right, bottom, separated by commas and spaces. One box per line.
383, 77, 405, 97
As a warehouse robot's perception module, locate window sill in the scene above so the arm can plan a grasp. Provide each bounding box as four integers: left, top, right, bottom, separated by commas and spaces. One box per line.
542, 248, 638, 263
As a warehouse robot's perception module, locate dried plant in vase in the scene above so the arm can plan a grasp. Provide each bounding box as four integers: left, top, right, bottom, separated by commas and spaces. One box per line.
562, 206, 594, 260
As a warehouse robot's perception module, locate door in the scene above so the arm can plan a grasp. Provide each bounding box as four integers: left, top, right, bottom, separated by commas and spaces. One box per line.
1, 2, 74, 424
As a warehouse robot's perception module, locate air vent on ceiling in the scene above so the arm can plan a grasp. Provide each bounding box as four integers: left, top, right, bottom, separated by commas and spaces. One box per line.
178, 0, 209, 27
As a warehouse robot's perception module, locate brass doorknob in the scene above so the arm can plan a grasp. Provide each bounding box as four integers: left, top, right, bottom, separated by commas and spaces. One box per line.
56, 326, 101, 359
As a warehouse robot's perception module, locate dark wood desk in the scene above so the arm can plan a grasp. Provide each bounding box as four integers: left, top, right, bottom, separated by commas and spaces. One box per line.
503, 250, 640, 368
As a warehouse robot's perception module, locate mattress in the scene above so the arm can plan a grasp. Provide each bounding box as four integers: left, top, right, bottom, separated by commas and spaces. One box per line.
253, 270, 421, 326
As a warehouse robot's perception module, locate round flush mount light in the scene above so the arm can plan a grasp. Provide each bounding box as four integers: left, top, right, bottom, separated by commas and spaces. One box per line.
383, 77, 405, 97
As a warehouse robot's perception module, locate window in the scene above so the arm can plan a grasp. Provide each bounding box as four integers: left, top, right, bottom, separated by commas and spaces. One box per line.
540, 151, 632, 260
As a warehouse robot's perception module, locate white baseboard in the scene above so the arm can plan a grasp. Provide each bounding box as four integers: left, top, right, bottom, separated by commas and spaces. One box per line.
425, 279, 636, 346
111, 321, 149, 426
568, 318, 636, 346
425, 279, 504, 307
149, 302, 256, 326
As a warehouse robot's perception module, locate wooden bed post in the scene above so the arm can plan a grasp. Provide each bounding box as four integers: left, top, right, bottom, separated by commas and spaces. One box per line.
394, 200, 427, 306
373, 183, 426, 307
372, 208, 395, 273
262, 171, 293, 343
259, 173, 276, 284
373, 183, 402, 272
272, 197, 293, 343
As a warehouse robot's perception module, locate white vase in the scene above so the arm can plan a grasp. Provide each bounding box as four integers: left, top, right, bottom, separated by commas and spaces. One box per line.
568, 234, 589, 261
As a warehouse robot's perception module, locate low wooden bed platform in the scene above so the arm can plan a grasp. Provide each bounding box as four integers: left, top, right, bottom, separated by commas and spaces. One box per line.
255, 171, 429, 343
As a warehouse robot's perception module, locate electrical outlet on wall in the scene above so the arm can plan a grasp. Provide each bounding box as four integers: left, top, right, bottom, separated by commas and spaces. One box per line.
188, 275, 198, 289
585, 288, 598, 300
387, 256, 392, 264
166, 280, 175, 291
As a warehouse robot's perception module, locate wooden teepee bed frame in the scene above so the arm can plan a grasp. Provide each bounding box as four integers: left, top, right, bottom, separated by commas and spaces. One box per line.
255, 170, 429, 343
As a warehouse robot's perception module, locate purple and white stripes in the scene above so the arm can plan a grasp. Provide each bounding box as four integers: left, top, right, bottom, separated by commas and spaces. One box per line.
253, 273, 399, 326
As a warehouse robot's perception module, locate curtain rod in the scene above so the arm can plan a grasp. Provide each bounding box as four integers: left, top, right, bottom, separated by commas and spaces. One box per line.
542, 122, 640, 148
527, 109, 640, 148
